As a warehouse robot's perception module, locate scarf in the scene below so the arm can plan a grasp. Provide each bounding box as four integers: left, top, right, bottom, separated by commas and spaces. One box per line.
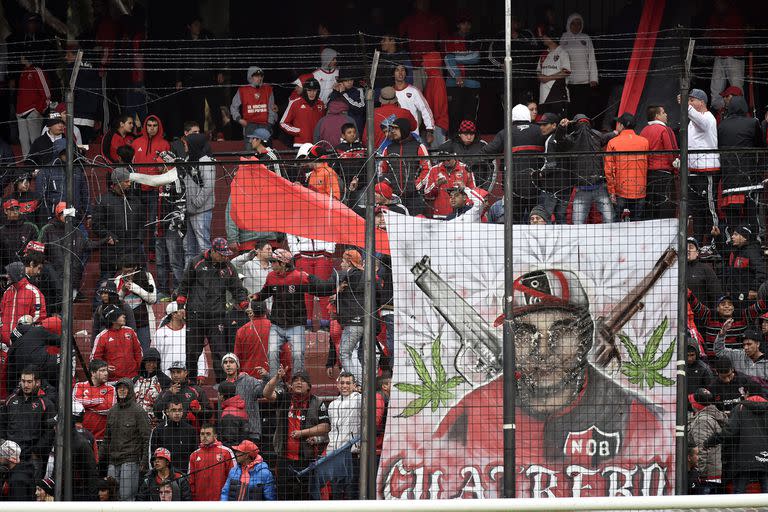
236, 457, 264, 501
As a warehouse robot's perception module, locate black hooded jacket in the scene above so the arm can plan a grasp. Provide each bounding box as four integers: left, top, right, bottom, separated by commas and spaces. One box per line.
134, 347, 172, 389
5, 324, 59, 392
718, 235, 767, 301
686, 341, 715, 396
706, 396, 768, 473
550, 119, 616, 188
150, 417, 198, 473
136, 465, 192, 501
686, 258, 723, 311
719, 96, 765, 191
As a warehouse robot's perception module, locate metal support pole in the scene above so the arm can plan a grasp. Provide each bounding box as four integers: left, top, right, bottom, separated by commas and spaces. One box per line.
54, 49, 82, 502
502, 0, 517, 499
675, 29, 693, 496
360, 50, 381, 501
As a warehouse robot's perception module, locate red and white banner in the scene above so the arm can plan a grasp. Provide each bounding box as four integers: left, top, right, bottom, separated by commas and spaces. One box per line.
381, 216, 678, 498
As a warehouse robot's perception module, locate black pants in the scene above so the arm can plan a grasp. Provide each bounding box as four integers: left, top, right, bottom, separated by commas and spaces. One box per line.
688, 173, 719, 243
645, 170, 676, 219
276, 457, 311, 501
186, 313, 229, 381
447, 87, 480, 134
568, 84, 595, 119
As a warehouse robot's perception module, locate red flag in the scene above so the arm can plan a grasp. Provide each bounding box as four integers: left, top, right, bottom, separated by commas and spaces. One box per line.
229, 162, 390, 254
618, 0, 666, 117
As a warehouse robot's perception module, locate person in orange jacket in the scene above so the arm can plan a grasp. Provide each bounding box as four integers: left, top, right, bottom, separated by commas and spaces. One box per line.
605, 113, 650, 221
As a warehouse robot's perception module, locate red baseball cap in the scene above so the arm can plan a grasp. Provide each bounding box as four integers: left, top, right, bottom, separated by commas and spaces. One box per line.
152, 447, 172, 463
232, 440, 260, 458
719, 86, 743, 97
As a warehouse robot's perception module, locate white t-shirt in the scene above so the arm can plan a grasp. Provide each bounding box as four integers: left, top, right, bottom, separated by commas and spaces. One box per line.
153, 324, 208, 377
537, 46, 571, 104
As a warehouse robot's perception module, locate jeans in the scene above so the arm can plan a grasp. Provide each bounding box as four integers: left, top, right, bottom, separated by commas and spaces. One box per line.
269, 324, 305, 377
108, 462, 140, 501
571, 184, 614, 224
688, 174, 718, 242
733, 471, 768, 493
340, 325, 364, 384
16, 110, 43, 158
615, 196, 645, 221
540, 190, 568, 225
185, 210, 212, 266
312, 448, 358, 500
155, 230, 185, 293
710, 57, 744, 110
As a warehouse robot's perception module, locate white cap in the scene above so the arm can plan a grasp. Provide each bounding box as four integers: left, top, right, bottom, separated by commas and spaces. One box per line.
222, 352, 240, 367
296, 143, 314, 158
165, 302, 179, 316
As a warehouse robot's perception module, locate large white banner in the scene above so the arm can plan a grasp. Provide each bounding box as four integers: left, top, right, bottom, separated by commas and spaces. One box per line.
380, 216, 678, 498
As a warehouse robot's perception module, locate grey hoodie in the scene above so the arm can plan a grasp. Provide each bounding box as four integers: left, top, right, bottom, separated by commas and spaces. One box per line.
184, 133, 216, 215
560, 13, 598, 85
320, 48, 338, 71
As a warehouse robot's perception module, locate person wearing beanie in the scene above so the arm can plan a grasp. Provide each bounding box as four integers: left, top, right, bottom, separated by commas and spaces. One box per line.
529, 205, 550, 225
379, 117, 431, 216
711, 224, 766, 304
328, 69, 365, 132
92, 279, 137, 345
92, 163, 144, 276
687, 387, 726, 494
263, 366, 330, 500
73, 359, 116, 441
0, 198, 39, 270
280, 78, 326, 147
436, 120, 492, 188
685, 340, 715, 397
35, 477, 55, 501
714, 318, 768, 380
91, 304, 143, 381
220, 352, 266, 447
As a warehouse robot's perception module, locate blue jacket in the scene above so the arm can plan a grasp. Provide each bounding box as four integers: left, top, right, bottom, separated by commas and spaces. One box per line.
220, 461, 276, 501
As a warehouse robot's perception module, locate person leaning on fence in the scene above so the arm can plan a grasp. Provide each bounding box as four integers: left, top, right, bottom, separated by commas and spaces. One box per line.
263, 367, 329, 501
220, 440, 276, 501
312, 371, 361, 500
188, 423, 235, 501
704, 380, 768, 493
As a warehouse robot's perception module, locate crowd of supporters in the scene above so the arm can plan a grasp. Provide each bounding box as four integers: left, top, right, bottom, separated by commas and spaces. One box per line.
0, 0, 767, 502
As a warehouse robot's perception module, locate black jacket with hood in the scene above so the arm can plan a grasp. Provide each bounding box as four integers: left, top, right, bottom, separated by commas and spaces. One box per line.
686, 258, 723, 311
177, 249, 248, 315
100, 378, 151, 467
5, 323, 59, 393
718, 96, 765, 191
551, 116, 616, 188
136, 466, 192, 501
686, 341, 715, 396
150, 417, 198, 473
706, 396, 768, 473
134, 347, 172, 389
93, 185, 144, 271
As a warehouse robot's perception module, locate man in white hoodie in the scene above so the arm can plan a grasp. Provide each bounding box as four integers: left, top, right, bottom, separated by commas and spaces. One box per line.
560, 13, 598, 119
313, 48, 339, 104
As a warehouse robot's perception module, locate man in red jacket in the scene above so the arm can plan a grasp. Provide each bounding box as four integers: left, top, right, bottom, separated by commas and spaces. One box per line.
280, 78, 326, 147
131, 114, 170, 250
234, 301, 270, 378
0, 255, 46, 345
15, 58, 50, 158
188, 423, 235, 501
73, 359, 116, 440
640, 105, 679, 219
90, 304, 143, 381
